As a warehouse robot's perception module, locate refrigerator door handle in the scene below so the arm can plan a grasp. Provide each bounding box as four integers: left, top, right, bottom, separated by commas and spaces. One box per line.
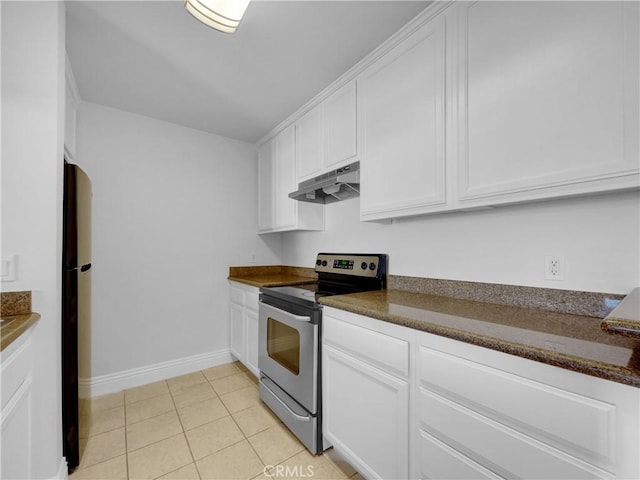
65, 263, 92, 272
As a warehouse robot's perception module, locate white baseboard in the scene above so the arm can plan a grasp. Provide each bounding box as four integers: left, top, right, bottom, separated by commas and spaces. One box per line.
49, 457, 68, 480
78, 349, 233, 398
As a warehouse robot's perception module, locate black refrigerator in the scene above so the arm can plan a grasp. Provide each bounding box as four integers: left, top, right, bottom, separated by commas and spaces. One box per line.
62, 161, 92, 472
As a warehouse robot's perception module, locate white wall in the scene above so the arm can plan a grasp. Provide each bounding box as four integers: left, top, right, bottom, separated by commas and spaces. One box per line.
1, 1, 66, 478
75, 102, 280, 382
280, 190, 640, 295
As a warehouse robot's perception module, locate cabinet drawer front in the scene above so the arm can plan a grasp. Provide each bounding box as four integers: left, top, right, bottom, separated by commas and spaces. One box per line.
323, 315, 409, 378
245, 291, 259, 312
416, 429, 502, 480
417, 346, 615, 469
229, 285, 244, 304
419, 388, 609, 479
1, 336, 32, 409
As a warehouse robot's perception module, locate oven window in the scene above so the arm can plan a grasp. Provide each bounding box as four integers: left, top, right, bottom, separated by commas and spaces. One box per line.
267, 317, 300, 375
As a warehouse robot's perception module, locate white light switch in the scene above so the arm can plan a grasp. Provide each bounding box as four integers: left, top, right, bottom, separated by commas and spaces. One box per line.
1, 255, 16, 282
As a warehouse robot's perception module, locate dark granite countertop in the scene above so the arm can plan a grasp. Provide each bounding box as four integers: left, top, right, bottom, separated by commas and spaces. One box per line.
601, 287, 640, 339
1, 291, 39, 352
320, 288, 640, 388
228, 265, 317, 288
1, 313, 40, 351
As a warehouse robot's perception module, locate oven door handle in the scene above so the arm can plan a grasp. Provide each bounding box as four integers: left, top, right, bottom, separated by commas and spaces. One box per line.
260, 302, 312, 323
261, 378, 311, 423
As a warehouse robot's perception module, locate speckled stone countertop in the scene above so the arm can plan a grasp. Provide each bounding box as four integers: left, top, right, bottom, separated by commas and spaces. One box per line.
228, 265, 317, 288
320, 287, 640, 388
601, 287, 640, 339
1, 291, 40, 352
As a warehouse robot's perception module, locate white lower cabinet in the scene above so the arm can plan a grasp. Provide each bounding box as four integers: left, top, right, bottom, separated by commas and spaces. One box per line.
245, 308, 259, 376
322, 308, 410, 480
1, 328, 34, 480
229, 302, 245, 362
228, 281, 259, 377
321, 307, 640, 480
415, 332, 640, 480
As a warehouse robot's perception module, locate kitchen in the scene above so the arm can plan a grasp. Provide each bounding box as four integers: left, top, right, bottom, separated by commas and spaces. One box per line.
1, 1, 639, 479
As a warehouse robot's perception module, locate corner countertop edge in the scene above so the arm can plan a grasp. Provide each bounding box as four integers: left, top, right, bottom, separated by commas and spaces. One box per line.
602, 287, 640, 338
1, 313, 41, 352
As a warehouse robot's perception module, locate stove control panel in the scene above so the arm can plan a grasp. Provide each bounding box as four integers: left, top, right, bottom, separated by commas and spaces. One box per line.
315, 253, 385, 278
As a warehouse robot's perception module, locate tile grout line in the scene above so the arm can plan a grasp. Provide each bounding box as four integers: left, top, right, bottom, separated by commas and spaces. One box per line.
191, 365, 259, 478
221, 369, 313, 478
123, 389, 131, 480
223, 388, 267, 476
165, 366, 253, 478
78, 365, 291, 479
167, 373, 201, 480
204, 368, 261, 470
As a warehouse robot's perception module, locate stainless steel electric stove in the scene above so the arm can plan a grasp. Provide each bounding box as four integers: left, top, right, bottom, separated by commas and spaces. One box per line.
258, 253, 388, 453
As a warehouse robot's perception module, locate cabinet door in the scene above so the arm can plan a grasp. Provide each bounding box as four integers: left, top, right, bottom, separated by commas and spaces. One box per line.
257, 140, 274, 232
456, 1, 639, 205
245, 309, 259, 378
359, 13, 447, 221
324, 81, 357, 169
64, 80, 78, 160
273, 125, 298, 229
229, 302, 245, 363
296, 105, 323, 182
1, 334, 33, 480
323, 344, 409, 480
1, 390, 31, 480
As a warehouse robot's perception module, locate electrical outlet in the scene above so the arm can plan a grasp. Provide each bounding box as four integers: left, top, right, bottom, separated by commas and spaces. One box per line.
544, 255, 565, 281
1, 254, 16, 282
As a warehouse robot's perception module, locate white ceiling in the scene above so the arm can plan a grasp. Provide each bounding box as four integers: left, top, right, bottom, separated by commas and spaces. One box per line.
66, 1, 429, 144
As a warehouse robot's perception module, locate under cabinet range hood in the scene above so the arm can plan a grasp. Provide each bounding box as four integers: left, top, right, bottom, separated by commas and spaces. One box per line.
289, 161, 360, 204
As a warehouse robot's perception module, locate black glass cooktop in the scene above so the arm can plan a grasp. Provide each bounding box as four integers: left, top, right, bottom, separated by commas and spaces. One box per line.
260, 253, 388, 309
260, 281, 369, 308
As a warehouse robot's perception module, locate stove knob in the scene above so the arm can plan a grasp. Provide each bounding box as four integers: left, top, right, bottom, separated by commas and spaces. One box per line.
361, 262, 368, 270
369, 262, 377, 271
316, 259, 322, 266
322, 260, 327, 267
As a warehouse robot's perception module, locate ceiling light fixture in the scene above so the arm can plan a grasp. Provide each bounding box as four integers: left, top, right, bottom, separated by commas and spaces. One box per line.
184, 0, 251, 33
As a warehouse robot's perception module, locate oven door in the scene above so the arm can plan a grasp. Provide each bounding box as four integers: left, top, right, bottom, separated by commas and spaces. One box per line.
258, 301, 318, 414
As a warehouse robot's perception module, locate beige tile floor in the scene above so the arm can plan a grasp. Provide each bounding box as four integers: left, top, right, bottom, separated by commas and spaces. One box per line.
71, 361, 361, 480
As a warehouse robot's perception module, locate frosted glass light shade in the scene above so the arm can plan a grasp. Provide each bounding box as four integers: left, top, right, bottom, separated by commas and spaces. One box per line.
184, 0, 251, 33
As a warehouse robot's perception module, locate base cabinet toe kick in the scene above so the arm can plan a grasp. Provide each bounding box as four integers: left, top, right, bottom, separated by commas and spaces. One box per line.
321, 307, 640, 480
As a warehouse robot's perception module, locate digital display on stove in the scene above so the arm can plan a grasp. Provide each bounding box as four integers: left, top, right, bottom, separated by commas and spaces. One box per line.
333, 259, 354, 270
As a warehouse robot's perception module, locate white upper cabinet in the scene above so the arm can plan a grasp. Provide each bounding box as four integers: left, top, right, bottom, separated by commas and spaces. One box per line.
258, 125, 324, 233
257, 140, 274, 232
295, 80, 358, 183
259, 1, 638, 222
274, 124, 298, 229
455, 1, 640, 207
359, 8, 448, 221
324, 81, 358, 170
295, 105, 324, 181
65, 54, 80, 161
